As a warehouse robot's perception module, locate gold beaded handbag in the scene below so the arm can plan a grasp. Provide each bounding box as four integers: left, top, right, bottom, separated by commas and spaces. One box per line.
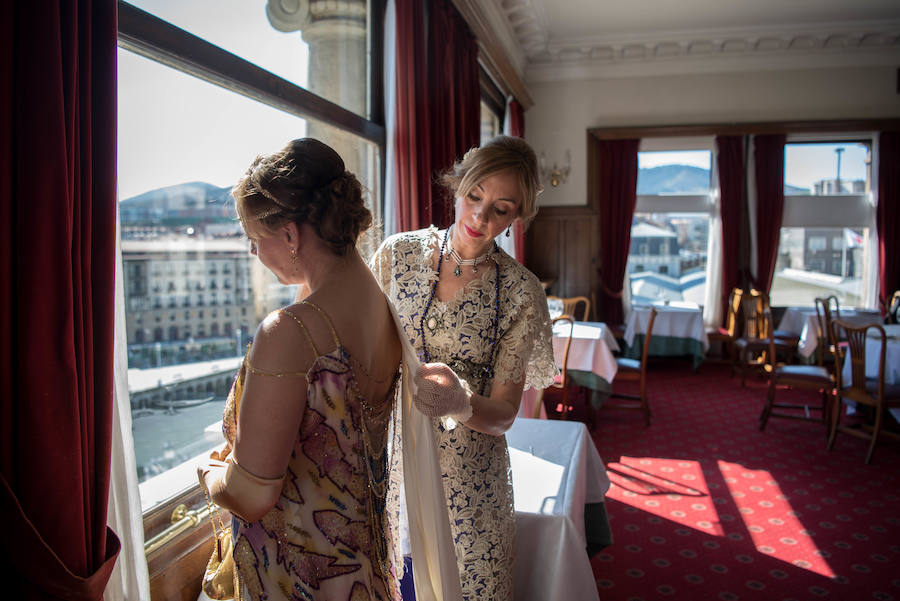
201, 463, 238, 600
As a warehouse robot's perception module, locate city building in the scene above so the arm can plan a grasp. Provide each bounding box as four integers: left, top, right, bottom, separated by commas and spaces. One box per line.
627, 221, 681, 276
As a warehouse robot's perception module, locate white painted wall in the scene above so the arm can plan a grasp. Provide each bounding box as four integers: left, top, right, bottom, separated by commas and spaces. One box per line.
526, 65, 900, 207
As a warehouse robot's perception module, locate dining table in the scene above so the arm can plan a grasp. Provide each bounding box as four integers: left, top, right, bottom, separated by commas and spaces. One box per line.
623, 301, 709, 369
400, 417, 613, 601
519, 320, 620, 419
506, 417, 612, 601
778, 306, 883, 359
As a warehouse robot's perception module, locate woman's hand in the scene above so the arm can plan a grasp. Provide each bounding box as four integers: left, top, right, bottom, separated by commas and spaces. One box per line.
413, 363, 474, 420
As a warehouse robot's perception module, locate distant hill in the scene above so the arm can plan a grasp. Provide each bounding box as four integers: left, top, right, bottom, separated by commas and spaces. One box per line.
120, 182, 234, 224
638, 165, 710, 195
121, 181, 233, 209
638, 165, 809, 195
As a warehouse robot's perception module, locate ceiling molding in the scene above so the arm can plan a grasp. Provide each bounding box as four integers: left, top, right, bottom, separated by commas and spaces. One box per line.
494, 0, 900, 83
453, 0, 534, 108
526, 43, 900, 83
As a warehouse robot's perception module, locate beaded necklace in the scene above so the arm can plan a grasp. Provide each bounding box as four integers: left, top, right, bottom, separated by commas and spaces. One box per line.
418, 228, 501, 396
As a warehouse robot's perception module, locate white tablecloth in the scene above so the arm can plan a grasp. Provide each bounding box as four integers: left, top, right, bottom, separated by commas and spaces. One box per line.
518, 321, 620, 419
624, 302, 709, 351
778, 307, 883, 358
841, 324, 900, 386
507, 417, 611, 601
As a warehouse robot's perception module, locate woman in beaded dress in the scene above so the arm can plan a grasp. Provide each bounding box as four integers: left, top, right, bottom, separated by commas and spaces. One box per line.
197, 139, 407, 601
370, 135, 557, 600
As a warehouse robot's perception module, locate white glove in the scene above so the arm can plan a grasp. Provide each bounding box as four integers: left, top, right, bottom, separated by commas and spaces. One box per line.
413, 362, 474, 421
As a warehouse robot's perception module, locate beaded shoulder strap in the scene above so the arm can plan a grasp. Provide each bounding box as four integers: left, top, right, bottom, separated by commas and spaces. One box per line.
300, 301, 342, 350
243, 308, 319, 377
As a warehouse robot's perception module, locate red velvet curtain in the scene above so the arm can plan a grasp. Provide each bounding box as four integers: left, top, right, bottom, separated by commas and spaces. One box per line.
392, 0, 432, 231
878, 131, 900, 313
427, 0, 480, 229
0, 2, 120, 598
505, 98, 527, 263
752, 134, 786, 293
595, 138, 640, 325
716, 135, 745, 325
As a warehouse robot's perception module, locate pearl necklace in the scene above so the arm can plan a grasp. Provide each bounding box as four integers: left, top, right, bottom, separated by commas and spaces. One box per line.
418, 228, 501, 396
446, 232, 496, 276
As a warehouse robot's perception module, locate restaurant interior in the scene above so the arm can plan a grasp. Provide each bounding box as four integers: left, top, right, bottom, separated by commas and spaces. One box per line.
2, 0, 899, 600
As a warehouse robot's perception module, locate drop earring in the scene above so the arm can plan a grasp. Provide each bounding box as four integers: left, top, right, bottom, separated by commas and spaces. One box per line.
505, 226, 511, 237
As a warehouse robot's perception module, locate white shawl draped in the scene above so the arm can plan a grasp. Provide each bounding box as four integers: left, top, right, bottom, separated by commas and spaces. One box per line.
387, 299, 463, 601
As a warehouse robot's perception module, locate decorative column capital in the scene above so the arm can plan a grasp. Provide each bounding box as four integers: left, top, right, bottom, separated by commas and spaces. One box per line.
266, 0, 366, 41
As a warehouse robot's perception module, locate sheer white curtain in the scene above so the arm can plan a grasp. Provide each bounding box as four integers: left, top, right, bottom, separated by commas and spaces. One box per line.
382, 0, 399, 237
703, 152, 724, 328
105, 207, 152, 601
863, 135, 881, 309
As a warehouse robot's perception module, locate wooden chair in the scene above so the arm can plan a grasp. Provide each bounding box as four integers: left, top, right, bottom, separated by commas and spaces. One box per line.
827, 319, 900, 464
814, 296, 841, 371
706, 287, 743, 363
887, 290, 900, 324
759, 308, 834, 432
605, 307, 657, 426
537, 315, 577, 420
733, 289, 797, 386
547, 295, 591, 322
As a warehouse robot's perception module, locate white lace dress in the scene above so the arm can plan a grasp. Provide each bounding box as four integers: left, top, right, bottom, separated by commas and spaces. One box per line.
370, 226, 556, 600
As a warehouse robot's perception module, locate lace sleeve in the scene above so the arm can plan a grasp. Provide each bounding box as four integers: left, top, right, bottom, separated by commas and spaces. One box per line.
368, 236, 394, 293
493, 271, 557, 391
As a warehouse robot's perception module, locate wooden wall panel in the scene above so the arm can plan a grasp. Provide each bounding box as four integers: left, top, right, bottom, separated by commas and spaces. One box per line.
526, 211, 598, 306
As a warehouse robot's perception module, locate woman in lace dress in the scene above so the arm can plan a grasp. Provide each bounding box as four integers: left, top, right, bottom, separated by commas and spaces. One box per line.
198, 139, 405, 600
371, 135, 556, 600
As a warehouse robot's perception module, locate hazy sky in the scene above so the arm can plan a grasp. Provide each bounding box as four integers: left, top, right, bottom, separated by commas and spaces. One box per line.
117, 0, 309, 200
118, 2, 871, 200
639, 144, 869, 192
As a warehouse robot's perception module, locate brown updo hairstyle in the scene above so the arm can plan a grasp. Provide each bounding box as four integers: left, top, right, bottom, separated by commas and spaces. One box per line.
439, 135, 543, 227
232, 138, 372, 256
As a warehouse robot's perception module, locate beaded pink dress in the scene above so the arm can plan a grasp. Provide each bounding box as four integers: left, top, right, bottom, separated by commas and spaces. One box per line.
221, 303, 401, 601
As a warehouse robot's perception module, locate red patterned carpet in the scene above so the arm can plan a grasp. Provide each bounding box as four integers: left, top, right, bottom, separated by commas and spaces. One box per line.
583, 361, 900, 601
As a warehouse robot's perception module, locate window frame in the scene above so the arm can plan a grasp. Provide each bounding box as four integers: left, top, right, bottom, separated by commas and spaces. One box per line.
629, 137, 717, 306
115, 0, 387, 580
770, 134, 876, 308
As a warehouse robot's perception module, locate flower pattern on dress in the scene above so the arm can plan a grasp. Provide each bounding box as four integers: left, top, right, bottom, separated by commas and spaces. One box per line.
370, 227, 556, 601
223, 323, 401, 601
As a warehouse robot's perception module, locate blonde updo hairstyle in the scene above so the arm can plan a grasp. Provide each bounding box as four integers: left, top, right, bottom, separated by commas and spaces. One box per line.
440, 135, 543, 226
233, 138, 371, 256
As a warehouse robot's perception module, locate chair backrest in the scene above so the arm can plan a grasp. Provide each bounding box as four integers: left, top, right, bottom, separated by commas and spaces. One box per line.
741, 289, 768, 339
540, 314, 575, 420
551, 315, 575, 389
888, 290, 900, 324
723, 287, 744, 337
548, 295, 591, 322
638, 308, 658, 397
813, 297, 834, 367
762, 307, 779, 369
822, 294, 841, 320
830, 318, 887, 406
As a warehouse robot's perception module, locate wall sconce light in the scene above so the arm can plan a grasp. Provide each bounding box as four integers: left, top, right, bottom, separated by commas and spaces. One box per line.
539, 150, 571, 187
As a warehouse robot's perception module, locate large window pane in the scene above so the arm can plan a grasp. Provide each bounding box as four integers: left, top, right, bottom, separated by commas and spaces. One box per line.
480, 100, 500, 144
784, 142, 870, 195
770, 227, 868, 307
771, 140, 873, 308
127, 0, 372, 118
627, 213, 709, 305
637, 150, 711, 195
119, 48, 381, 512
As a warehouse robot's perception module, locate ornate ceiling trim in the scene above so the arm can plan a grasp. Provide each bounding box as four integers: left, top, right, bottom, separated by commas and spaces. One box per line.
496, 0, 900, 83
